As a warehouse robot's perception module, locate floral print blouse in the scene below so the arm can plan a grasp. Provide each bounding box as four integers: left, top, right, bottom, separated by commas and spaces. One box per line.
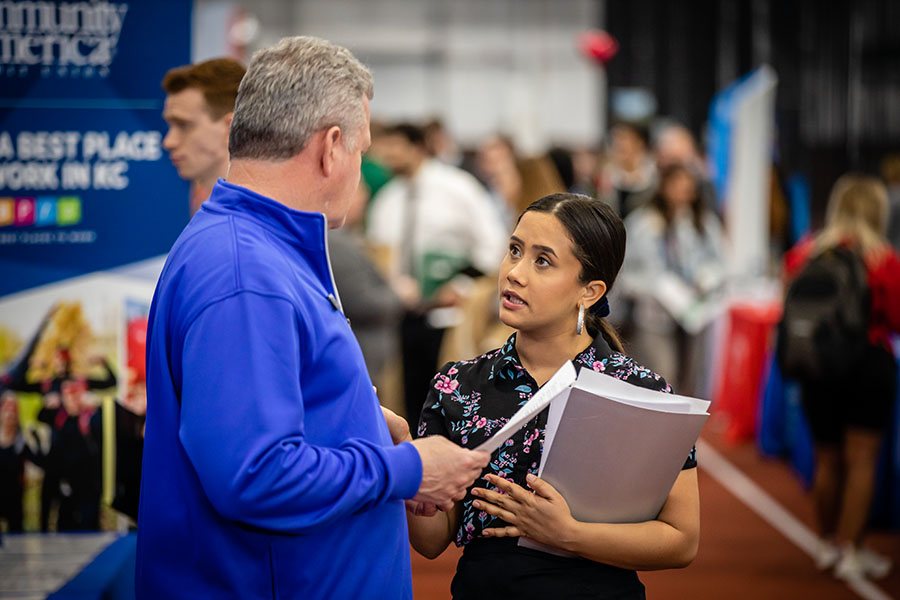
416, 332, 698, 547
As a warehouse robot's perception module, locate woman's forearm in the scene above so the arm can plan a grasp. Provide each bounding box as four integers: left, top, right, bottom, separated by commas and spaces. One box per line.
562, 518, 698, 570
407, 503, 459, 559
562, 469, 699, 570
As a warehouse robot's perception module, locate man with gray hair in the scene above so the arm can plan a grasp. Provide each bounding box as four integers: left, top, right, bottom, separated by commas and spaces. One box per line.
136, 36, 488, 599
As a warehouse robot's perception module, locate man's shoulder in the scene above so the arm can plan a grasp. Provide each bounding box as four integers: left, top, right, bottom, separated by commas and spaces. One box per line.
370, 177, 406, 207
161, 210, 304, 311
163, 212, 236, 289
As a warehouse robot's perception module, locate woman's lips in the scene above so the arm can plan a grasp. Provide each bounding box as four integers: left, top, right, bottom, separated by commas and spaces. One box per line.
501, 290, 527, 310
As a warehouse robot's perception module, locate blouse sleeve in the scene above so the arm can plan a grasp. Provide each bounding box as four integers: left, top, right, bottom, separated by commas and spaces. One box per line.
415, 362, 455, 439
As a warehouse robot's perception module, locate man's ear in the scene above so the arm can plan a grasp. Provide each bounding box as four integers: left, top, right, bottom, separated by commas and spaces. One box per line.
582, 279, 608, 310
223, 112, 234, 131
321, 125, 342, 177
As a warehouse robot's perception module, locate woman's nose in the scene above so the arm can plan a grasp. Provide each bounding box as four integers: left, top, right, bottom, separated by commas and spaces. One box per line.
506, 261, 526, 285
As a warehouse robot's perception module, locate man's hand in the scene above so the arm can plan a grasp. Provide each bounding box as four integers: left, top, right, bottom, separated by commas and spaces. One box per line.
410, 436, 490, 512
381, 406, 412, 444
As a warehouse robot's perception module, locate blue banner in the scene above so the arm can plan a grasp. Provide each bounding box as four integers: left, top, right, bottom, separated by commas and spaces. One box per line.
0, 0, 192, 296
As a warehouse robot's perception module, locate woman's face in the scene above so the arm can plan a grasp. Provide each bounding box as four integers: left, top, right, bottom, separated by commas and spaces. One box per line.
498, 211, 601, 336
662, 170, 696, 212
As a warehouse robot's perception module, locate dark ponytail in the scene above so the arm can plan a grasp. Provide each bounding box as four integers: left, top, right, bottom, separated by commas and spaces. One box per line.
518, 193, 626, 353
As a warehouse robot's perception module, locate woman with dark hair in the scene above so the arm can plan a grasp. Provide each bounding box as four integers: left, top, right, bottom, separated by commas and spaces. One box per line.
383, 193, 699, 599
619, 163, 726, 396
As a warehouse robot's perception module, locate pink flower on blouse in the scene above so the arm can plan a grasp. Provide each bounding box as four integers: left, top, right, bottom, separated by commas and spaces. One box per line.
592, 360, 605, 372
434, 374, 459, 394
447, 366, 458, 375
475, 416, 487, 428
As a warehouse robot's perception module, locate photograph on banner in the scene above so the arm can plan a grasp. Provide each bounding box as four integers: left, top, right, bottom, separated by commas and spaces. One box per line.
0, 273, 156, 532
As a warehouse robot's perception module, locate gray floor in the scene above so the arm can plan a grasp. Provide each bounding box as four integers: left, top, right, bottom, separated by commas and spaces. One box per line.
0, 532, 118, 600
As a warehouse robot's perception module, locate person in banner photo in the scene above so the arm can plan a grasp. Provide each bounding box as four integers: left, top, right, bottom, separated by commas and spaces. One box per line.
161, 58, 246, 216
383, 194, 699, 599
0, 388, 30, 533
137, 36, 489, 600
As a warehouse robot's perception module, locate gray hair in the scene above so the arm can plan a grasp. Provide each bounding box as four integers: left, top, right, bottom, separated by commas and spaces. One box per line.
229, 36, 373, 160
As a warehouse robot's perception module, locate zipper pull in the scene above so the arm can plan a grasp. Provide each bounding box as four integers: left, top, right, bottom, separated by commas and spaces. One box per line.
327, 294, 340, 311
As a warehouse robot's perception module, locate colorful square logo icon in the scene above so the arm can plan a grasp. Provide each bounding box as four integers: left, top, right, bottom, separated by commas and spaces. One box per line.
14, 197, 36, 226
0, 198, 12, 226
36, 197, 57, 226
57, 196, 81, 226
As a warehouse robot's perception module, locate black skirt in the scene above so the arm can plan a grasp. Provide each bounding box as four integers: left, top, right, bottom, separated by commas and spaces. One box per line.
451, 537, 646, 600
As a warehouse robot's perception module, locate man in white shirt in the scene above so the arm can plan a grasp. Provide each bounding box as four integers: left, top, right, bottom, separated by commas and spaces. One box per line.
367, 123, 507, 422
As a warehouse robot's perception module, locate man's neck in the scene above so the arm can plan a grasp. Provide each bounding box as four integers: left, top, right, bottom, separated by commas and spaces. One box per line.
404, 155, 426, 179
515, 327, 591, 385
226, 158, 324, 214
193, 171, 222, 197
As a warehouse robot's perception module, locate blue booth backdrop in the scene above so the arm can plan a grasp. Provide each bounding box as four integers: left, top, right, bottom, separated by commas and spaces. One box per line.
0, 0, 191, 297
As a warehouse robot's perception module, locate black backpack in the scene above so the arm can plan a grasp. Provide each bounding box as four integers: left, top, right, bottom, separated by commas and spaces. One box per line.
776, 245, 870, 381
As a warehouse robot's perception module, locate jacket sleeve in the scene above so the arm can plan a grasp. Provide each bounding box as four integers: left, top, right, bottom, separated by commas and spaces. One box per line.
177, 291, 422, 534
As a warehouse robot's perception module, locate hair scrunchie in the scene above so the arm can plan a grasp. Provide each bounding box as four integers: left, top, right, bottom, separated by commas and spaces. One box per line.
591, 296, 611, 318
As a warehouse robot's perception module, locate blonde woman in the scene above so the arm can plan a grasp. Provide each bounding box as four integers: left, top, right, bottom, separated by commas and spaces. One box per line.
783, 174, 900, 580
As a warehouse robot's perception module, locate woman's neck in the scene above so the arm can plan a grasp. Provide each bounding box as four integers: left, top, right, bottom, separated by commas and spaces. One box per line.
515, 328, 592, 386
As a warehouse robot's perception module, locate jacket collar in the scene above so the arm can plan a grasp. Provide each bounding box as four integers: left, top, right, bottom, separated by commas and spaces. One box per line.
202, 178, 328, 253
493, 331, 614, 380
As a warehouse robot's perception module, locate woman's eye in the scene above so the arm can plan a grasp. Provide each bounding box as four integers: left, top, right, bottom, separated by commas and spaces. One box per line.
536, 256, 550, 267
509, 245, 521, 257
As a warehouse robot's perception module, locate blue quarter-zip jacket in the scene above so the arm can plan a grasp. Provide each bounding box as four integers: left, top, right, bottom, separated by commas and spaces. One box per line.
136, 180, 422, 599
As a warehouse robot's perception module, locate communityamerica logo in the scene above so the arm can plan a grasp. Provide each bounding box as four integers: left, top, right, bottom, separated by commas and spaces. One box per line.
0, 0, 129, 78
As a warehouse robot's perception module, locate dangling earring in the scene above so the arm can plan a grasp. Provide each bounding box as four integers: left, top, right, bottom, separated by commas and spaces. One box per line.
576, 303, 585, 335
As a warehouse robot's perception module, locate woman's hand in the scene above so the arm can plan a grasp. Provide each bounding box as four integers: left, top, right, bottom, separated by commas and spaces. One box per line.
472, 473, 578, 548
